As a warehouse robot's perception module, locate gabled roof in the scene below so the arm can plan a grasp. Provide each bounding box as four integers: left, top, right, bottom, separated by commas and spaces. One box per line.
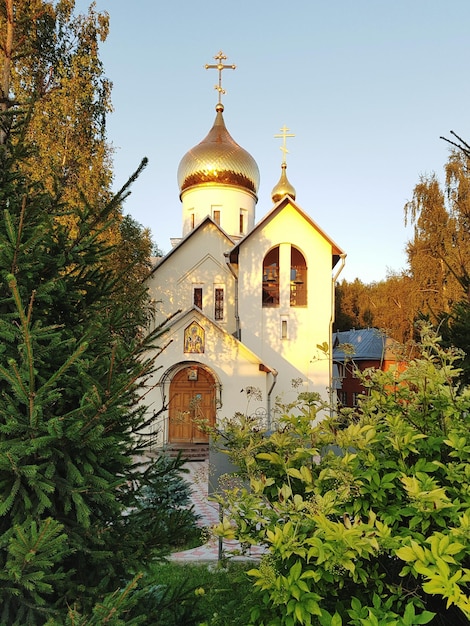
229, 194, 345, 268
150, 216, 234, 275
333, 328, 399, 362
159, 306, 277, 373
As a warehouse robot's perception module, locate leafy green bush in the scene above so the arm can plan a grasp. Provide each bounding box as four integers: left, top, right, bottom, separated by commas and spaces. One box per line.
213, 326, 470, 625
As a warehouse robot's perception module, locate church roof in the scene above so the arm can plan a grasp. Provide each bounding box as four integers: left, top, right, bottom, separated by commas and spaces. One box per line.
149, 215, 234, 276
228, 195, 345, 268
177, 103, 260, 199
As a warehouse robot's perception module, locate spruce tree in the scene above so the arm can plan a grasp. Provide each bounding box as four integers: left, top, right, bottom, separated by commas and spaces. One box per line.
0, 118, 171, 622
0, 3, 200, 622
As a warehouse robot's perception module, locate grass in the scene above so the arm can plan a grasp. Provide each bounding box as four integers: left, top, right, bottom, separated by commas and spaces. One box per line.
147, 559, 258, 626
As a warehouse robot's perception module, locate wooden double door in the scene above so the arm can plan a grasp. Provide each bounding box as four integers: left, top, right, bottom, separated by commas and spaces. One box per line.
168, 366, 216, 443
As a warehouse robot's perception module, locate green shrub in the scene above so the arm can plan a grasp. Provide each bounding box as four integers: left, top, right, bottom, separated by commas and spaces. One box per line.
213, 326, 470, 625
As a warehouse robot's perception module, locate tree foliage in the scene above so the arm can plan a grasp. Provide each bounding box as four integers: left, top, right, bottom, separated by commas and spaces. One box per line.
335, 143, 470, 373
404, 163, 469, 318
335, 273, 415, 344
212, 326, 470, 626
0, 2, 200, 623
0, 0, 155, 305
0, 128, 202, 622
1, 0, 111, 204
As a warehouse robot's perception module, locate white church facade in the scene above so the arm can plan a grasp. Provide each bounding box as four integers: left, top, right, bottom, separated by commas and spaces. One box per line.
144, 54, 345, 451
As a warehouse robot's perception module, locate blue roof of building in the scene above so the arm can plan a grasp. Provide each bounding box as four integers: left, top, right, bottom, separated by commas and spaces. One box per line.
333, 328, 398, 362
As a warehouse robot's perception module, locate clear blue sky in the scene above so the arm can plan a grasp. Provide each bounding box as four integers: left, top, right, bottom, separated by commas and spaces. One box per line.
75, 0, 470, 283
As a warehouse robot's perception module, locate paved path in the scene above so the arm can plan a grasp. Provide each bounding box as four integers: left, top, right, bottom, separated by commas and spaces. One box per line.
170, 460, 266, 562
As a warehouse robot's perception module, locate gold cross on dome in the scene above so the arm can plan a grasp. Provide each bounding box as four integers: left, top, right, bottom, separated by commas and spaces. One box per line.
205, 51, 236, 103
274, 125, 295, 164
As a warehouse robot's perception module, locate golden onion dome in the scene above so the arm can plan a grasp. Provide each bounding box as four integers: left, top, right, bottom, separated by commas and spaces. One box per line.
271, 162, 296, 203
177, 103, 260, 197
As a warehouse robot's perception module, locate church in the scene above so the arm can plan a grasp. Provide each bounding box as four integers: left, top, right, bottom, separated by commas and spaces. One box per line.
144, 53, 345, 452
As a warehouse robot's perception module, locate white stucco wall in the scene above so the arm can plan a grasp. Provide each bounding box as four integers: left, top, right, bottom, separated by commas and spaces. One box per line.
147, 222, 237, 336
142, 311, 274, 448
236, 202, 336, 402
180, 184, 257, 239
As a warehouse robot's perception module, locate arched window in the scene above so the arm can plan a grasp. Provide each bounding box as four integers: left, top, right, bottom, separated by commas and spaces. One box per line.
262, 247, 279, 306
290, 247, 307, 306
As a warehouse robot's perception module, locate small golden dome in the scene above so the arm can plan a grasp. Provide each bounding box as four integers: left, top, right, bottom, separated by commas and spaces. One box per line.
177, 104, 260, 197
271, 162, 296, 203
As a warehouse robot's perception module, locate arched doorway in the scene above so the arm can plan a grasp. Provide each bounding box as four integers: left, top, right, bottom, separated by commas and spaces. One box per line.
168, 366, 216, 443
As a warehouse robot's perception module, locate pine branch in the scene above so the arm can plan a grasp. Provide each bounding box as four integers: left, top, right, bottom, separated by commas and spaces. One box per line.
7, 275, 35, 404
37, 341, 88, 396
10, 197, 26, 274
0, 354, 26, 397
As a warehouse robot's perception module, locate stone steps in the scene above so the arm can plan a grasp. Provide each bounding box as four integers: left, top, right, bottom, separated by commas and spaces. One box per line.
164, 443, 210, 461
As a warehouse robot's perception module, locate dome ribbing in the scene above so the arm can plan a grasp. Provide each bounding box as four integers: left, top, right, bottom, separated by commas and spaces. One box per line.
177, 104, 259, 198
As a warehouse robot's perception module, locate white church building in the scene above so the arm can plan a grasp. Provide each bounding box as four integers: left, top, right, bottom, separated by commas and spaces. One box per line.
144, 54, 345, 452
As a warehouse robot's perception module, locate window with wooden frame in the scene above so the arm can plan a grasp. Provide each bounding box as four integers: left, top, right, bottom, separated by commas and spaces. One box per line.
239, 209, 247, 235
193, 287, 203, 310
214, 287, 224, 320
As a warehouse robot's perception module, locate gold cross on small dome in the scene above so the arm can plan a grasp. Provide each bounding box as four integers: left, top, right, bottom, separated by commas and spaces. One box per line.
205, 51, 236, 104
274, 125, 295, 165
